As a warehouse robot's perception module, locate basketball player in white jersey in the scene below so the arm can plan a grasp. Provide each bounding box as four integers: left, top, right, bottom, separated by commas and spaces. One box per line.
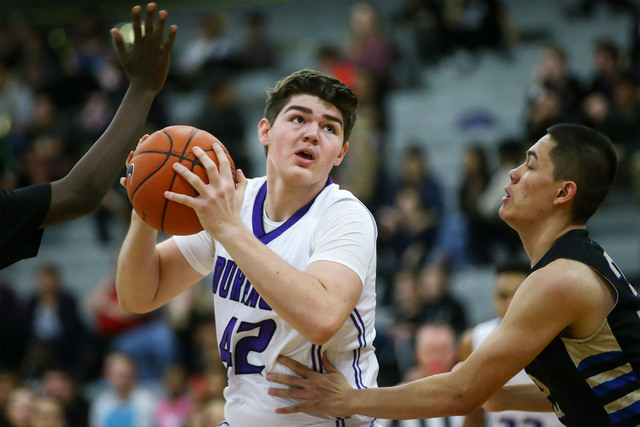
458, 260, 562, 427
116, 69, 379, 426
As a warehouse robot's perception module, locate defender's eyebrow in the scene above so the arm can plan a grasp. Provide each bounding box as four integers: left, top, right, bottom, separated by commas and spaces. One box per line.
284, 105, 343, 128
526, 150, 538, 160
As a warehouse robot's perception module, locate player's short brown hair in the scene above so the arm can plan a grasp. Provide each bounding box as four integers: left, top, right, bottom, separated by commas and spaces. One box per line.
264, 69, 357, 144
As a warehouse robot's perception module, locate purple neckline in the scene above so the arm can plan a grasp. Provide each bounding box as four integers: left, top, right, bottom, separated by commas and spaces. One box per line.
251, 178, 333, 245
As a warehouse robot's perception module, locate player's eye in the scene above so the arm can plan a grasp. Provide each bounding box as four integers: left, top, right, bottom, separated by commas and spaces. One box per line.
292, 116, 304, 124
324, 124, 335, 133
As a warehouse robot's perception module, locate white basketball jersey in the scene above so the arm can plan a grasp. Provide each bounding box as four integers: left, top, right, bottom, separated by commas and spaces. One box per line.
175, 177, 380, 426
472, 319, 563, 426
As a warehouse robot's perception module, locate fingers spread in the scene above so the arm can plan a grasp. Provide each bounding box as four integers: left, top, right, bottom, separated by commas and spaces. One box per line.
165, 25, 178, 50
144, 3, 156, 38
111, 29, 127, 57
275, 402, 314, 415
153, 9, 167, 45
164, 190, 195, 208
192, 146, 219, 187
277, 355, 314, 377
322, 352, 339, 373
212, 143, 232, 180
173, 162, 207, 194
266, 373, 307, 388
132, 5, 143, 41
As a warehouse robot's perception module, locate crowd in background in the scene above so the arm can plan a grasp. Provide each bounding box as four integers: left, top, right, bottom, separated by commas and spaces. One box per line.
1, 0, 639, 425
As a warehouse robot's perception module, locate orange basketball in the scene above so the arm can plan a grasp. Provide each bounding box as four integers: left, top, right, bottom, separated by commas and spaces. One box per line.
125, 125, 236, 235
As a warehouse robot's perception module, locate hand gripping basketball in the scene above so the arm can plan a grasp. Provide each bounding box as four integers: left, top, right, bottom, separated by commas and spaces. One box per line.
125, 125, 236, 235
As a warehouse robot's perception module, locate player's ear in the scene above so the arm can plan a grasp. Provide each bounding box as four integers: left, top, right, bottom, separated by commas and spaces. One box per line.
333, 142, 349, 167
258, 118, 271, 148
553, 180, 577, 206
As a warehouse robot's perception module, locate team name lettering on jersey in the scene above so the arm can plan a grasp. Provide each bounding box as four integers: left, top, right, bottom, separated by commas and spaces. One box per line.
212, 256, 272, 311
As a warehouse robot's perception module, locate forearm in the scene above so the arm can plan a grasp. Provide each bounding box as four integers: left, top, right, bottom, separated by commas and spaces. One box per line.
342, 373, 477, 420
218, 226, 347, 344
483, 384, 553, 413
46, 83, 157, 226
116, 212, 161, 313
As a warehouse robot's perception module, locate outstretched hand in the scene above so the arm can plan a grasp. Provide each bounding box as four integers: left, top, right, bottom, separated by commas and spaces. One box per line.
111, 2, 177, 94
266, 354, 354, 417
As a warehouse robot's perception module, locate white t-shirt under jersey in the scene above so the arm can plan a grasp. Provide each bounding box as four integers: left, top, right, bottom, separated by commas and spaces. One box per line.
175, 176, 380, 426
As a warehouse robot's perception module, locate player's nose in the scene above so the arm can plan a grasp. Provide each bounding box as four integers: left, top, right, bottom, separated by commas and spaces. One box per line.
508, 166, 520, 183
302, 123, 319, 144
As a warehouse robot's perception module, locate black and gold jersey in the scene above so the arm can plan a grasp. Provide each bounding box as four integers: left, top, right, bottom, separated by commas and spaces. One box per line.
526, 229, 640, 427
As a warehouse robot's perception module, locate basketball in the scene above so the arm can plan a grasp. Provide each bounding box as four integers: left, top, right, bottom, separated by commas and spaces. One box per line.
125, 125, 236, 235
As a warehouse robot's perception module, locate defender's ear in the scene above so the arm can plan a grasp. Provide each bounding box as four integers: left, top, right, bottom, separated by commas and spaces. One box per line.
553, 180, 577, 207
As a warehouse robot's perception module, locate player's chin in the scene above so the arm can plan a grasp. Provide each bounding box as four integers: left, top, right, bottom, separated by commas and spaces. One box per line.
498, 205, 510, 221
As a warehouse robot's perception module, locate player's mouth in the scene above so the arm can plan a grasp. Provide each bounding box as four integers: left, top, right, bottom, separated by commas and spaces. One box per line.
502, 187, 511, 203
295, 148, 315, 161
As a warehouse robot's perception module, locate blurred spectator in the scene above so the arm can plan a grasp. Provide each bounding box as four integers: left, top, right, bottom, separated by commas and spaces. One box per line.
4, 387, 34, 427
155, 364, 194, 427
345, 1, 395, 102
231, 10, 277, 70
414, 258, 468, 337
86, 266, 179, 383
458, 144, 492, 265
332, 68, 386, 208
0, 371, 21, 426
377, 145, 445, 275
176, 12, 234, 81
525, 44, 585, 137
586, 73, 640, 149
21, 94, 75, 186
526, 90, 573, 141
564, 0, 639, 18
89, 352, 157, 427
31, 395, 67, 427
193, 77, 252, 176
442, 0, 519, 55
185, 318, 227, 405
584, 72, 640, 189
164, 281, 215, 376
586, 38, 624, 100
316, 44, 358, 89
379, 323, 463, 426
0, 64, 34, 154
406, 322, 459, 381
40, 367, 89, 427
477, 138, 525, 263
187, 397, 225, 427
23, 264, 87, 379
387, 258, 468, 380
392, 0, 449, 66
389, 268, 424, 328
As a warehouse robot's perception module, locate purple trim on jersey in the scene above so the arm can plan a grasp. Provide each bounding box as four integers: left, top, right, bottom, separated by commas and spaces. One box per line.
311, 344, 323, 372
251, 178, 333, 245
349, 308, 367, 389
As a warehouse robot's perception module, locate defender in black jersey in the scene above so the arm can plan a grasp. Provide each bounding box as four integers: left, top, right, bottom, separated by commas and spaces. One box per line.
525, 229, 640, 426
269, 123, 640, 427
0, 3, 176, 270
